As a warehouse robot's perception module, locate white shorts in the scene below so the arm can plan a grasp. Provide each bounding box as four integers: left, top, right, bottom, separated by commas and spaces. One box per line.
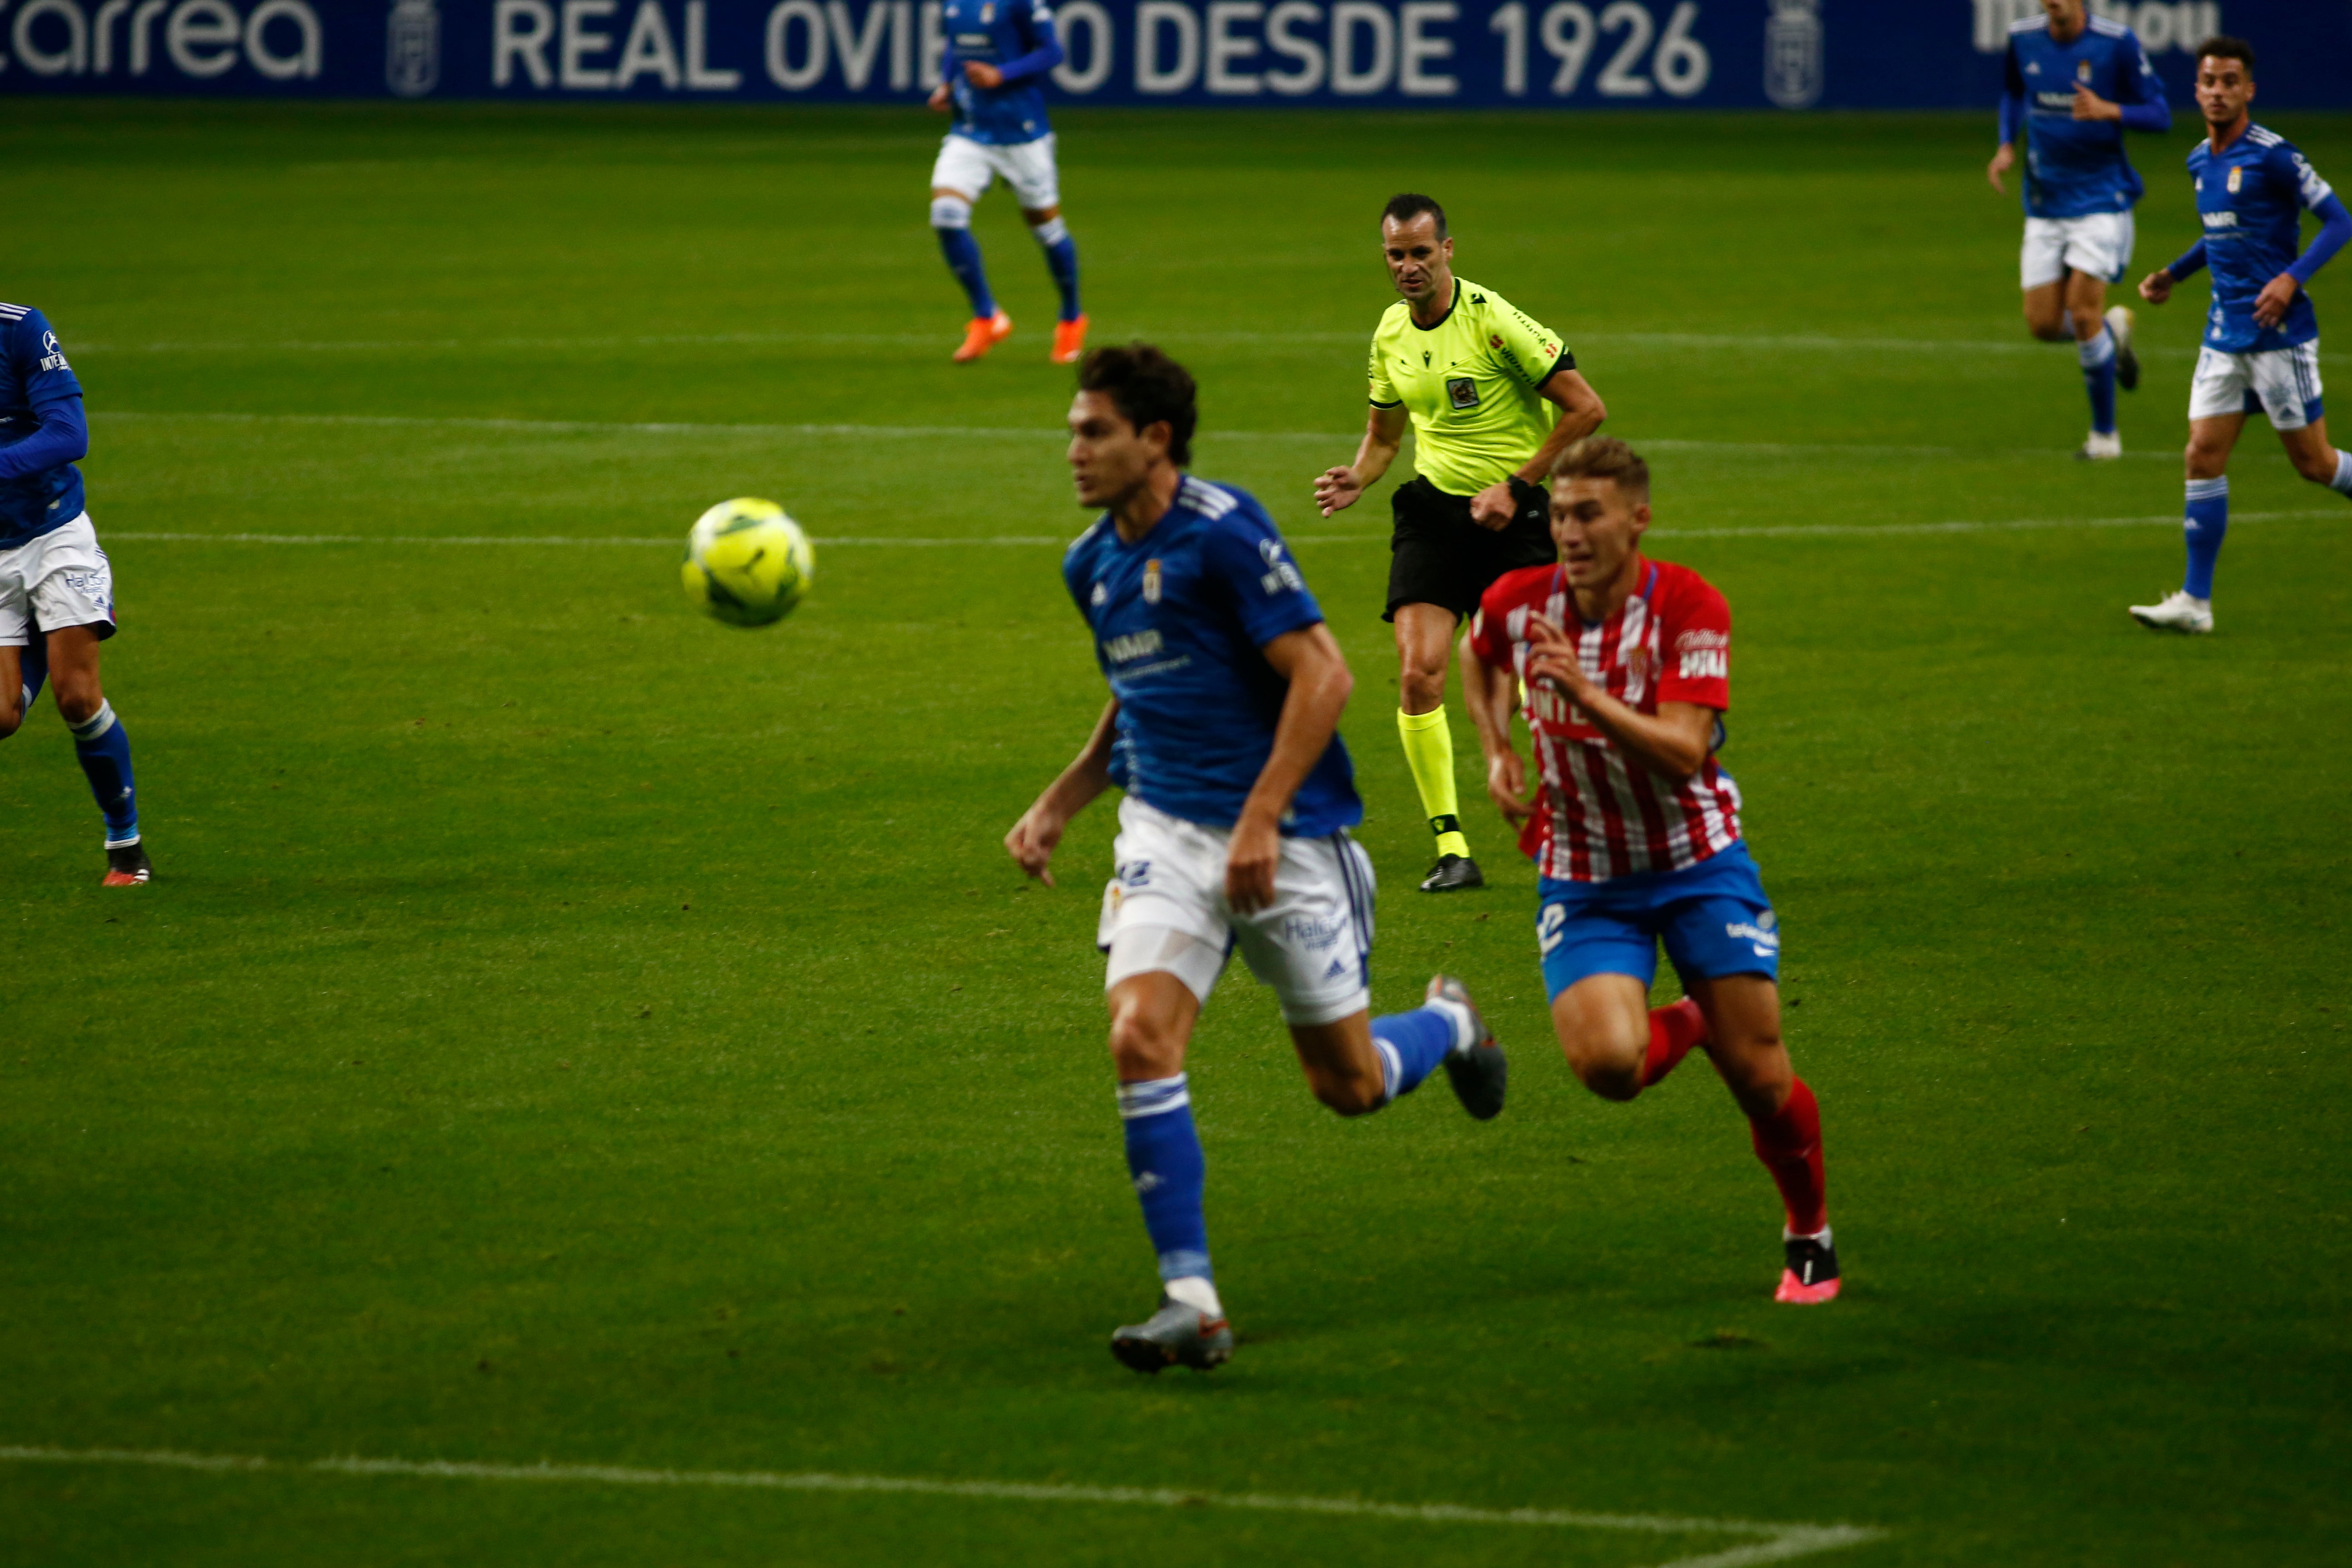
0, 511, 115, 647
2188, 340, 2326, 432
930, 132, 1059, 210
2021, 211, 2135, 290
1098, 796, 1375, 1027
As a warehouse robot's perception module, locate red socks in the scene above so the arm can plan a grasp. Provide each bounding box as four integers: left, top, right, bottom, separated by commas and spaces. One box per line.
1748, 1077, 1828, 1236
1640, 997, 1709, 1088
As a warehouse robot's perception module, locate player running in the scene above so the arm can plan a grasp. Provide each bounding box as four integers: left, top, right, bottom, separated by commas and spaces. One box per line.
1986, 0, 2171, 461
2128, 36, 2352, 635
1008, 344, 1508, 1372
926, 0, 1086, 366
0, 300, 146, 885
1313, 193, 1606, 895
1460, 438, 1836, 1304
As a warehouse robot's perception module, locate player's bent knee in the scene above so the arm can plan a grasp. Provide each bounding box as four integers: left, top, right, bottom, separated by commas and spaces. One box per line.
930, 195, 973, 230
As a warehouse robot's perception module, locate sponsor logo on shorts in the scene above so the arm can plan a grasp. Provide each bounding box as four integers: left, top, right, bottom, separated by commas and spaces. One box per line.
1725, 920, 1780, 950
1282, 913, 1348, 952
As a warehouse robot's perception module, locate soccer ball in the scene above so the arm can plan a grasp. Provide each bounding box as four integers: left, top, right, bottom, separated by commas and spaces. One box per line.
681, 498, 814, 627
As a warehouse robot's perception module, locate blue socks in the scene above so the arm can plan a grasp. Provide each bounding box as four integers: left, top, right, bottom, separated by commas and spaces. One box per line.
1119, 1076, 1210, 1283
70, 701, 139, 847
2183, 477, 2229, 600
2081, 327, 2119, 436
1369, 1004, 1460, 1103
930, 195, 997, 321
18, 637, 46, 715
1030, 216, 1081, 323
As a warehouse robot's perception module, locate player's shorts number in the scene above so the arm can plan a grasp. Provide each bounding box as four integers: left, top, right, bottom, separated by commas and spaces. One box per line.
1537, 901, 1568, 957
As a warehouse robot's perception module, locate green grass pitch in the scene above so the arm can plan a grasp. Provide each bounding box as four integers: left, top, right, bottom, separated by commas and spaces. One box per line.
3, 100, 2348, 1566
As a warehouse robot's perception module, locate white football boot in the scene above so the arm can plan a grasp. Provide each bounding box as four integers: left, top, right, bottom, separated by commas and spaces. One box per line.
2128, 591, 2214, 634
2077, 430, 2123, 461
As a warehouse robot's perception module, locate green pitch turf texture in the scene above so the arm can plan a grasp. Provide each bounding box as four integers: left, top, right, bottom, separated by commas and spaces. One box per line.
4, 101, 2348, 1567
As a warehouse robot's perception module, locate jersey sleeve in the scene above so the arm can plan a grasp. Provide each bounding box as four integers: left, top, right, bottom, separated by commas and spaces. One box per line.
2113, 34, 2170, 133
997, 0, 1064, 83
1201, 499, 1325, 649
1468, 579, 1519, 668
1655, 575, 1731, 712
1486, 292, 1573, 388
1367, 328, 1401, 408
2277, 141, 2336, 212
15, 310, 84, 412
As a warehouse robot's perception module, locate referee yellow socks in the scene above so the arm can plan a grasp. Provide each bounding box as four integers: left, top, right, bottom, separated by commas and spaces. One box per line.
1397, 706, 1472, 859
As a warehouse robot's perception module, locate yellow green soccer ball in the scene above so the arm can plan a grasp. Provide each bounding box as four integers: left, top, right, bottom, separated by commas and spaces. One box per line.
681, 498, 814, 627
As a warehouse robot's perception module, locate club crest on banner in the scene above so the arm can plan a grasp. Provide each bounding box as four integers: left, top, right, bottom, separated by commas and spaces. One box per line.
387, 0, 440, 97
1765, 0, 1822, 111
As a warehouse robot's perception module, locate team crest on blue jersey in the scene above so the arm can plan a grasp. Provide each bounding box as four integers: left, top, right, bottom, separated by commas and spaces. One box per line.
2228, 166, 2243, 194
1142, 559, 1162, 604
2077, 59, 2091, 82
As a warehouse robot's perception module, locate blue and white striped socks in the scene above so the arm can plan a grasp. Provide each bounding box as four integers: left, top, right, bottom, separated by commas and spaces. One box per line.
2182, 477, 2229, 601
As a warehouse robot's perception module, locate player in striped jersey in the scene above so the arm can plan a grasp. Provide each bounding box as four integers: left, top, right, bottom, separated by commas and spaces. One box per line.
1461, 438, 1836, 1304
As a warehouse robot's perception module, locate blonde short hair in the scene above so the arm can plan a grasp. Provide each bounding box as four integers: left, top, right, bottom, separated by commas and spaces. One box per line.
1549, 436, 1650, 500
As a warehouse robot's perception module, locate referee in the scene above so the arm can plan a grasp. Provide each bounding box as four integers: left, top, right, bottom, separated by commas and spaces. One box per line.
1315, 194, 1606, 892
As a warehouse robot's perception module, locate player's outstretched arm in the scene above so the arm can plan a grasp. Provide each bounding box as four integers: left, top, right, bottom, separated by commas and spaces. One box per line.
1525, 616, 1715, 784
1226, 625, 1353, 913
1006, 697, 1120, 887
1315, 404, 1407, 516
1459, 633, 1533, 826
1470, 370, 1607, 529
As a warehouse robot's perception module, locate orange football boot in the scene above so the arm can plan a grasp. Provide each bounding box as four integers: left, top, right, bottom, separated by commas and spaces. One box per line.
952, 309, 1014, 363
1049, 314, 1090, 365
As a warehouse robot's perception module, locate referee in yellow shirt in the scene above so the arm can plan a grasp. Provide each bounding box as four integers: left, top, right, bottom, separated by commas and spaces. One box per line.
1314, 193, 1607, 892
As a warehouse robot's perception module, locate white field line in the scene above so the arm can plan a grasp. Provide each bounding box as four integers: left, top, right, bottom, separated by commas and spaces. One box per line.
0, 1444, 1885, 1567
101, 509, 2338, 551
70, 326, 2347, 366
91, 410, 2165, 462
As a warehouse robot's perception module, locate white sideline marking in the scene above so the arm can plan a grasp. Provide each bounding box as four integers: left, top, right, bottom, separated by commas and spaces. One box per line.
101, 510, 2338, 551
69, 326, 2347, 366
0, 1445, 1884, 1567
93, 410, 2161, 462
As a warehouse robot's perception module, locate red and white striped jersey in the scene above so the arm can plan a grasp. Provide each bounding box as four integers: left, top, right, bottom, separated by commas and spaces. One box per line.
1469, 556, 1744, 883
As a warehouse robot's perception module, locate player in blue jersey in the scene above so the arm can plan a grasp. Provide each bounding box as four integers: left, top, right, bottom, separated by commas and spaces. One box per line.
926, 0, 1086, 366
2128, 37, 2352, 634
1005, 345, 1507, 1372
1986, 0, 2171, 461
0, 302, 147, 884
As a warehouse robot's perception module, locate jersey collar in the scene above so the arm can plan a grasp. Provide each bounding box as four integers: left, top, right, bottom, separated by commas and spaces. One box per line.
1408, 279, 1461, 333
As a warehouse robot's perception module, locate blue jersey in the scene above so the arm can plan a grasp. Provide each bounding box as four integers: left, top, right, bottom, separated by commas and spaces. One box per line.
941, 0, 1060, 146
2190, 126, 2336, 353
0, 304, 86, 550
1064, 476, 1361, 838
2002, 15, 2165, 219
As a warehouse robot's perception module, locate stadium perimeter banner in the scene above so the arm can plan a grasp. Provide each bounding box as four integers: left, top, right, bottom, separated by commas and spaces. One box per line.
3, 0, 2347, 108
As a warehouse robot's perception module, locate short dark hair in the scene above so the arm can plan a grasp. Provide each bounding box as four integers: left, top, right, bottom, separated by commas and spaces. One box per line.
1382, 192, 1447, 240
2197, 34, 2255, 74
1551, 436, 1650, 500
1078, 343, 1197, 467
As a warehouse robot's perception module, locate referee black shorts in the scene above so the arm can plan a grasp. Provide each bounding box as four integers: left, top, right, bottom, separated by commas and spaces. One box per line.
1382, 475, 1557, 622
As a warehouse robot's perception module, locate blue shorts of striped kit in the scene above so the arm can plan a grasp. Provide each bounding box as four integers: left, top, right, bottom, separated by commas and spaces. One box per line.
1536, 839, 1779, 1001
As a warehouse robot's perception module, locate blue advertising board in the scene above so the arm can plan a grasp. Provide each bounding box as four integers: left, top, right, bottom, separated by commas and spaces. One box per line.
2, 0, 2346, 108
